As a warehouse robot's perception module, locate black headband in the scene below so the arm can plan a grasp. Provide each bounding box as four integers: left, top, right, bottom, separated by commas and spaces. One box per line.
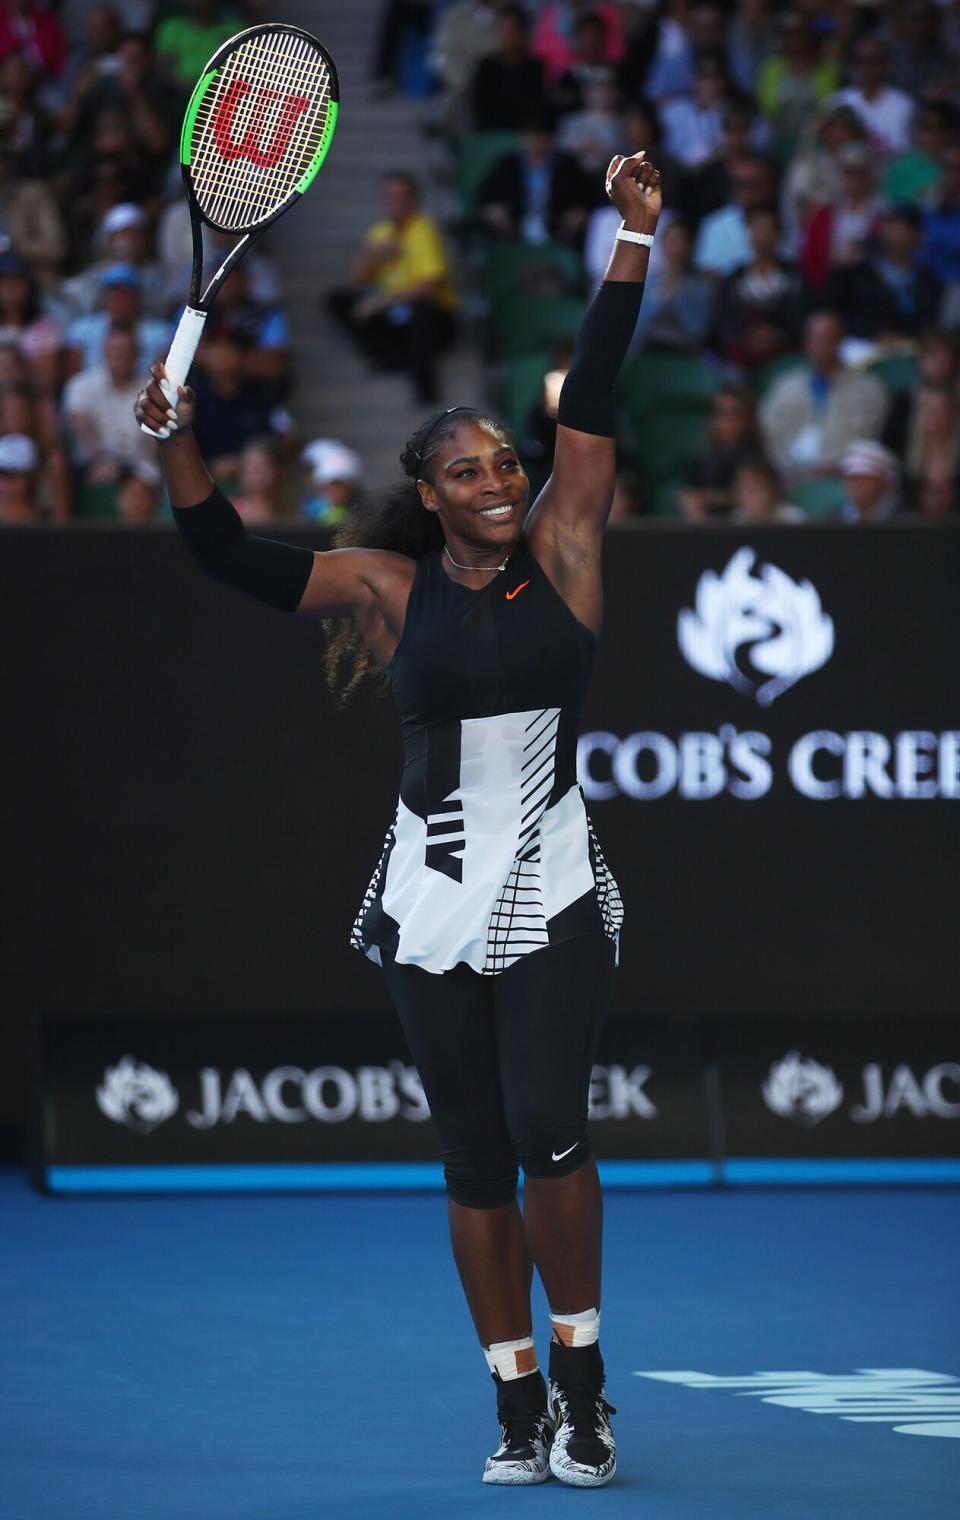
415, 406, 475, 470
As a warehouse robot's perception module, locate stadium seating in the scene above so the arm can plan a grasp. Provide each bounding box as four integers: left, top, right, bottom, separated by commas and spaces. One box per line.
787, 475, 848, 518
746, 353, 804, 397
479, 240, 582, 306
627, 403, 711, 484
500, 351, 552, 434
617, 353, 720, 416
865, 351, 918, 395
490, 293, 587, 359
456, 132, 521, 219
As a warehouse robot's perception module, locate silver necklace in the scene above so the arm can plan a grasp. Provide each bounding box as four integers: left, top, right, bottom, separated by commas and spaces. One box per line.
444, 544, 514, 574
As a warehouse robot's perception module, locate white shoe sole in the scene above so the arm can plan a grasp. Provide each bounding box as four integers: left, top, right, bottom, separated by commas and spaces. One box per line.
482, 1462, 551, 1485
549, 1453, 617, 1487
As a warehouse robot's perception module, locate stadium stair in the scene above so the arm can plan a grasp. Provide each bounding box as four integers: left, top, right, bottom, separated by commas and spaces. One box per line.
276, 0, 483, 490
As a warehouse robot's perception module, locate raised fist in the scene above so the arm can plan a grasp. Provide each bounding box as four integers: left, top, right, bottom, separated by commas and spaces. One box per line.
604, 152, 661, 230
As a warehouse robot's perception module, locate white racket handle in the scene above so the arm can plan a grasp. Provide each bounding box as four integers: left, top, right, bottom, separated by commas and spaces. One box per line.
140, 305, 207, 437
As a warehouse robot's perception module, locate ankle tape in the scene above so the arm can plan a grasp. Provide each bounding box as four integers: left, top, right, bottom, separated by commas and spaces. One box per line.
550, 1307, 600, 1347
484, 1335, 538, 1381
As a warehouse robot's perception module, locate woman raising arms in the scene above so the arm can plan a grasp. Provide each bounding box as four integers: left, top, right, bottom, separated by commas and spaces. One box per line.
135, 150, 660, 1489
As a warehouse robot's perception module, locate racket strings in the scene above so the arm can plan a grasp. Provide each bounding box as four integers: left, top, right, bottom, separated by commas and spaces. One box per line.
190, 33, 329, 173
189, 29, 333, 230
191, 38, 329, 226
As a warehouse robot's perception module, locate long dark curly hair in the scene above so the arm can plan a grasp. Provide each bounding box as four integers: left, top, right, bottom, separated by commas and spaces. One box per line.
324, 406, 512, 702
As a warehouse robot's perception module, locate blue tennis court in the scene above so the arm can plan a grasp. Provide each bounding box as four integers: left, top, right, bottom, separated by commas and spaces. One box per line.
3, 1170, 956, 1520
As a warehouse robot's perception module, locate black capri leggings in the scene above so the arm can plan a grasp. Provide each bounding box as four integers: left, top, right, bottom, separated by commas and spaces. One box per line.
381, 934, 616, 1209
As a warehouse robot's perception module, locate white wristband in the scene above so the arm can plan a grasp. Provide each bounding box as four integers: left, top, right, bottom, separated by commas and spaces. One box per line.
616, 224, 654, 247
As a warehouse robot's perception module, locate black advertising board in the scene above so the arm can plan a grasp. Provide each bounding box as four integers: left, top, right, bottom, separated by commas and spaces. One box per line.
36, 1014, 712, 1188
4, 523, 959, 1182
36, 1010, 958, 1190
579, 524, 959, 1018
707, 1018, 960, 1161
3, 523, 956, 1040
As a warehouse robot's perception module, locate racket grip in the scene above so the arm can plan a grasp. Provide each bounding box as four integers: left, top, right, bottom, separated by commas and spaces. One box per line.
140, 305, 207, 436
161, 305, 207, 404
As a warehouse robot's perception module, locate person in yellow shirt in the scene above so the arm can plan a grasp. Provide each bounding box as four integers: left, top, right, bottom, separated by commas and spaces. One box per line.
327, 172, 456, 404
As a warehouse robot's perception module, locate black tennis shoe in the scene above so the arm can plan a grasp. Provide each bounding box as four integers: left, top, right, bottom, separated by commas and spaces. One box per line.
547, 1340, 617, 1486
482, 1369, 554, 1485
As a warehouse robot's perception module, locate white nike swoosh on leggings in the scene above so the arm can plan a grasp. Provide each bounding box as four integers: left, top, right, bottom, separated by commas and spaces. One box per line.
551, 1142, 579, 1162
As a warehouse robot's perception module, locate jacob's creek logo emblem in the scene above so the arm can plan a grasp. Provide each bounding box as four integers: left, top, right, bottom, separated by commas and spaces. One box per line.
762, 1051, 843, 1126
678, 547, 835, 705
763, 1054, 960, 1126
96, 1056, 179, 1134
580, 544, 959, 803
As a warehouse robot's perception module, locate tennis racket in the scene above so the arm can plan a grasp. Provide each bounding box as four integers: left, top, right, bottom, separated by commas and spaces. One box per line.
141, 22, 339, 437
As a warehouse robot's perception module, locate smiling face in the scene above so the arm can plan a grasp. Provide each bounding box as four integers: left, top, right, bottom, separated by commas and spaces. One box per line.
417, 418, 529, 557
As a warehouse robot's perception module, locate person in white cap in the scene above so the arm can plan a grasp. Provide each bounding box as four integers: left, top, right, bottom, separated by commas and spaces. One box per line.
837, 439, 900, 523
61, 203, 166, 318
0, 433, 39, 523
299, 438, 362, 526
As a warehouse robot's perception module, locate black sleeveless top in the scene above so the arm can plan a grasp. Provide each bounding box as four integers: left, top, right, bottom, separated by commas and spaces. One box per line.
351, 540, 623, 975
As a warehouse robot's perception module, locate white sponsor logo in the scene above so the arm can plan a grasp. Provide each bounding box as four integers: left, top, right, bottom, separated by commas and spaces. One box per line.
578, 728, 960, 802
185, 1063, 430, 1128
96, 1060, 661, 1136
551, 1142, 579, 1162
634, 1369, 960, 1439
589, 1064, 658, 1120
763, 1056, 960, 1126
762, 1052, 844, 1126
96, 1056, 179, 1133
678, 548, 834, 705
851, 1062, 960, 1123
94, 1060, 429, 1132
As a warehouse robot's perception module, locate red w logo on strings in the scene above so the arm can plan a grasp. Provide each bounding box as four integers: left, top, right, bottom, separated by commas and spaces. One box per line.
213, 79, 310, 169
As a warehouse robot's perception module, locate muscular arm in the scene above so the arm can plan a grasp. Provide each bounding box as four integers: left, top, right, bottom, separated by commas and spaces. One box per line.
153, 416, 315, 611
526, 152, 661, 551
136, 364, 410, 643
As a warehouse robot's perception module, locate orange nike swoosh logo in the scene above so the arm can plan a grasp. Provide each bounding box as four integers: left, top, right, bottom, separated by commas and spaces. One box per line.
505, 580, 530, 600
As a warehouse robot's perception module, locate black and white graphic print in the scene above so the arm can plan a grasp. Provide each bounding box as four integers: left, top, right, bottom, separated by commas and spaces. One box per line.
586, 818, 624, 949
349, 812, 399, 960
353, 708, 622, 976
423, 721, 465, 884
484, 708, 558, 973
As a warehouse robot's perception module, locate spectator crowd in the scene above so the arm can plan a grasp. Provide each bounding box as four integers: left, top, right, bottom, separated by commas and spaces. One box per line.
0, 0, 361, 525
3, 0, 960, 526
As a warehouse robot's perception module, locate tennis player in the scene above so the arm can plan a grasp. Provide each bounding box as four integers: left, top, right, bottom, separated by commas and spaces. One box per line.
135, 149, 659, 1488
